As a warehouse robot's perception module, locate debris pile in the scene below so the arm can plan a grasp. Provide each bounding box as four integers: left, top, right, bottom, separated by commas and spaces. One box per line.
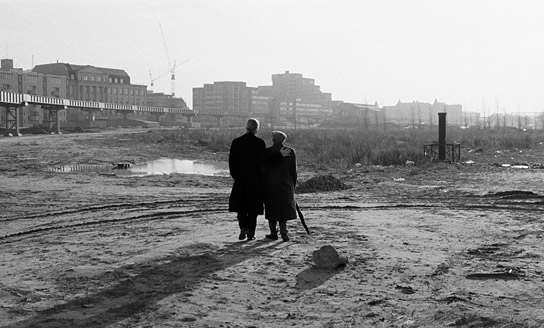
296, 174, 351, 194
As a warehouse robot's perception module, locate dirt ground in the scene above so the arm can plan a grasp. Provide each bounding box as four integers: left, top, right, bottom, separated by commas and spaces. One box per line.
1, 127, 544, 328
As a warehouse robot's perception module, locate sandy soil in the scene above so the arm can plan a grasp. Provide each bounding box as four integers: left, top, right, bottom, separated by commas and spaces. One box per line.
1, 127, 544, 328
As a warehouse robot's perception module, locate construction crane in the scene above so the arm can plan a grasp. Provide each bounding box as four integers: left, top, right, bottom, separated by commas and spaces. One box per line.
149, 58, 190, 93
159, 23, 190, 97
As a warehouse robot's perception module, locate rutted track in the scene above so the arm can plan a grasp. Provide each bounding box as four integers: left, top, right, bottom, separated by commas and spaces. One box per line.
0, 195, 228, 223
3, 196, 544, 243
0, 195, 230, 243
0, 207, 227, 243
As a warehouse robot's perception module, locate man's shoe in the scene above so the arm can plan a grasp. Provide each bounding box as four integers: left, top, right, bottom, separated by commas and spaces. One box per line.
238, 229, 248, 240
247, 234, 255, 241
281, 234, 289, 242
265, 234, 278, 240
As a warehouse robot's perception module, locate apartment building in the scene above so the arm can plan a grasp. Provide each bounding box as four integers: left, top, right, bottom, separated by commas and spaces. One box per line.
262, 71, 333, 126
192, 71, 334, 127
270, 71, 332, 107
193, 81, 251, 114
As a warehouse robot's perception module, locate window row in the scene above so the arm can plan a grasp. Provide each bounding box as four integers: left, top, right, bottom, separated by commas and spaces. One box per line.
71, 86, 145, 96
76, 74, 126, 84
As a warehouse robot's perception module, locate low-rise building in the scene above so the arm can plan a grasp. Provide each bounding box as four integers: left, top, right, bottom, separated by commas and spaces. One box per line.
146, 91, 187, 109
332, 101, 385, 128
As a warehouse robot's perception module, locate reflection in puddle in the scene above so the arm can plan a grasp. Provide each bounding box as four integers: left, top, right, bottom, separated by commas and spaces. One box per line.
46, 158, 229, 177
46, 164, 113, 173
123, 158, 229, 177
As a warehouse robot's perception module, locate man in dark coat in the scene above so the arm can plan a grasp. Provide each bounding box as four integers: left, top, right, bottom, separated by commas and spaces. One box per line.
228, 118, 266, 241
264, 131, 297, 242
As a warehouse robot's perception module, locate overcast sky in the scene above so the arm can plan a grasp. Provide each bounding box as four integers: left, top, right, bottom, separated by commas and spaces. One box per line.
2, 0, 543, 114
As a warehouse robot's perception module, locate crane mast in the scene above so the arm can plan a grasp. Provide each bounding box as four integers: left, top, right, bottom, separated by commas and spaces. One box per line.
148, 59, 190, 95
159, 23, 176, 96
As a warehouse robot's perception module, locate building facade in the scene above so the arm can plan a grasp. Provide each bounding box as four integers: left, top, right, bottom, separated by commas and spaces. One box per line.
192, 72, 334, 127
332, 102, 385, 128
193, 81, 251, 114
1, 59, 68, 128
270, 71, 332, 108
382, 99, 463, 127
146, 91, 187, 109
32, 62, 148, 123
32, 62, 147, 105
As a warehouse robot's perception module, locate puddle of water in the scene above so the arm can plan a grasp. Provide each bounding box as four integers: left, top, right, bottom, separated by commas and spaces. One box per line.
122, 158, 229, 177
46, 158, 229, 177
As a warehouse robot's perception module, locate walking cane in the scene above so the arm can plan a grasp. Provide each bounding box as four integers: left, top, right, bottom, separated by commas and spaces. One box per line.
296, 202, 311, 235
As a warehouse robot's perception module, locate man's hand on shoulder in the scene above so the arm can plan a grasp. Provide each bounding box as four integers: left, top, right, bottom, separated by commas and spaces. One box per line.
280, 147, 292, 157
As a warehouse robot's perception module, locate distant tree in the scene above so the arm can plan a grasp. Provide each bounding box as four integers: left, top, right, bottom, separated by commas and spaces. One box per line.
539, 113, 544, 130
410, 106, 415, 128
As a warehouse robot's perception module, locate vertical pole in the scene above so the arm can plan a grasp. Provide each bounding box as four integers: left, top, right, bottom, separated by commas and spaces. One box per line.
438, 112, 446, 161
4, 106, 8, 132
55, 109, 61, 134
15, 107, 20, 136
46, 108, 54, 131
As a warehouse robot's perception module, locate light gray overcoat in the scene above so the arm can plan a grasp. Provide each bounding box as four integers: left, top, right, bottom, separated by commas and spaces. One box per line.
264, 143, 297, 221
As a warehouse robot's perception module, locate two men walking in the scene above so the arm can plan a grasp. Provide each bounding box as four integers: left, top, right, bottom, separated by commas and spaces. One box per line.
228, 119, 297, 242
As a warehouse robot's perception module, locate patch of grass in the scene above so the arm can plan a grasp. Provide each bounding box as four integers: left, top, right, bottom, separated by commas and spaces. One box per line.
108, 125, 544, 168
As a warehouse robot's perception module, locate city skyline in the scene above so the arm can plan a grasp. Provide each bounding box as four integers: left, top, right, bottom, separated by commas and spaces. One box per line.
2, 0, 543, 114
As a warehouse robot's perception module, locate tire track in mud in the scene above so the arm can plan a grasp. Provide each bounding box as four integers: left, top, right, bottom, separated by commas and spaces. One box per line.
0, 195, 228, 223
0, 208, 227, 243
0, 196, 229, 243
2, 197, 543, 244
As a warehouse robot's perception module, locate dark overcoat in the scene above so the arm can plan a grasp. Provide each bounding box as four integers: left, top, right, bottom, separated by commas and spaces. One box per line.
264, 143, 297, 221
228, 132, 266, 215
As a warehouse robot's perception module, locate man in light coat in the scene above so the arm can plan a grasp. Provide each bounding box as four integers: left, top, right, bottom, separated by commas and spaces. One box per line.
264, 131, 297, 242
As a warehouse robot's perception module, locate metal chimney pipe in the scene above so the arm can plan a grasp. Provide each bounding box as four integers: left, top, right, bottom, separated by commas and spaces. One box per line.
438, 112, 446, 160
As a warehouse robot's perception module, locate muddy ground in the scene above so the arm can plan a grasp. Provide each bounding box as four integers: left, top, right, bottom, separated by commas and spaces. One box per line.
1, 127, 544, 328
